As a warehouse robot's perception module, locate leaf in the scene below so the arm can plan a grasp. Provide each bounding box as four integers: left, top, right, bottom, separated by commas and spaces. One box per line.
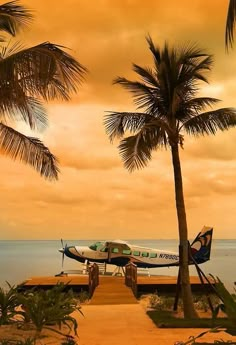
226, 0, 236, 50
0, 123, 59, 180
0, 0, 33, 36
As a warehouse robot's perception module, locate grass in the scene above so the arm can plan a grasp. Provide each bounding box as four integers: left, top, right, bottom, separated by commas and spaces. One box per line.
147, 310, 235, 329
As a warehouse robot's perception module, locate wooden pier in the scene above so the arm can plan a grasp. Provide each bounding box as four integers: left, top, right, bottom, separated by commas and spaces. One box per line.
90, 276, 137, 305
20, 273, 214, 301
137, 275, 214, 295
21, 275, 90, 293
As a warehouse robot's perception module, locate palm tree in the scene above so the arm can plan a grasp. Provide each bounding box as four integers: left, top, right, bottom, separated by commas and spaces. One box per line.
225, 0, 236, 49
0, 1, 87, 180
104, 36, 236, 318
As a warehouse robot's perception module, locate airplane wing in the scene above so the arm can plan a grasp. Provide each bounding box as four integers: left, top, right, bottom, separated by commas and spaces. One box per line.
105, 239, 131, 251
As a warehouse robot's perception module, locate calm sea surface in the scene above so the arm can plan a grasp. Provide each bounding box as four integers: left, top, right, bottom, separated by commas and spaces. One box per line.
0, 239, 235, 292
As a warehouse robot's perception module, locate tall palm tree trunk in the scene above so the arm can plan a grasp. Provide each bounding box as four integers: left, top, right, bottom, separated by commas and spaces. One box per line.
171, 143, 198, 319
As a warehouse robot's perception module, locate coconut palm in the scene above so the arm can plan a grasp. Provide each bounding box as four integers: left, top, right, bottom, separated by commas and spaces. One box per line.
0, 1, 87, 180
225, 0, 236, 49
104, 36, 236, 318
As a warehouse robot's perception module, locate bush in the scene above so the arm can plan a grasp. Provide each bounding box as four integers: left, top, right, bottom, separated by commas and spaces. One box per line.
77, 290, 89, 303
18, 283, 82, 337
0, 283, 19, 325
147, 293, 177, 310
193, 294, 220, 312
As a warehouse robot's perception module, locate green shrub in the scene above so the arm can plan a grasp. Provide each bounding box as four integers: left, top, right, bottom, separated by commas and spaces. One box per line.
147, 294, 178, 311
192, 294, 220, 313
77, 290, 89, 303
18, 283, 82, 337
0, 283, 19, 325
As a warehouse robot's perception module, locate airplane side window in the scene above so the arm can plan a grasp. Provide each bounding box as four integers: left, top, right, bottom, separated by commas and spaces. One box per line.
112, 248, 119, 253
132, 251, 140, 256
141, 252, 149, 257
150, 253, 157, 258
122, 249, 131, 255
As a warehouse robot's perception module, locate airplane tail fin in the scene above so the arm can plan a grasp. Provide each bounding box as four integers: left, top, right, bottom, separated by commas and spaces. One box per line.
190, 226, 213, 264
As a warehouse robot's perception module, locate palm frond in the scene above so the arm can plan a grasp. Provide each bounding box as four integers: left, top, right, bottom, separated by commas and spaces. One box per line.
226, 0, 236, 50
0, 42, 87, 101
146, 34, 161, 68
118, 122, 168, 171
104, 111, 171, 144
179, 43, 209, 64
114, 77, 161, 112
119, 134, 152, 171
0, 83, 48, 131
104, 111, 148, 142
183, 108, 236, 136
0, 123, 59, 179
178, 54, 213, 87
0, 1, 33, 36
176, 97, 221, 122
132, 64, 159, 88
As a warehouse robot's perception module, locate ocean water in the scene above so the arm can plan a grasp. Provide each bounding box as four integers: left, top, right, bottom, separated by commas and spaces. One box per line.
0, 239, 235, 292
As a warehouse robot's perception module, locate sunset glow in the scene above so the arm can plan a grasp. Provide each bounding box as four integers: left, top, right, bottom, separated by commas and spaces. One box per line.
1, 0, 236, 239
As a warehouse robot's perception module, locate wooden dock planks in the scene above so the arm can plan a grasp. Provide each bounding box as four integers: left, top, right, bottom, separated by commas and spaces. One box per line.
20, 274, 214, 300
90, 276, 138, 305
21, 275, 89, 293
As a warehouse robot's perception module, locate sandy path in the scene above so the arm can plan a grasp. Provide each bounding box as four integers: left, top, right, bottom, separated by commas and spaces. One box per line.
1, 304, 236, 344
77, 304, 236, 345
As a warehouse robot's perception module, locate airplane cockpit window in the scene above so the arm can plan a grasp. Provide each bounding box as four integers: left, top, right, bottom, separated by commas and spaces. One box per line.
89, 242, 103, 251
122, 249, 131, 255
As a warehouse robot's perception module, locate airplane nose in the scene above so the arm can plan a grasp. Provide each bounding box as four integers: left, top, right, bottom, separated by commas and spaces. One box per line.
59, 248, 64, 253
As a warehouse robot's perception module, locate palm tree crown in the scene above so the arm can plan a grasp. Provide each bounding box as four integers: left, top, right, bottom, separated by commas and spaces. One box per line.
226, 0, 236, 50
0, 1, 87, 180
105, 36, 236, 168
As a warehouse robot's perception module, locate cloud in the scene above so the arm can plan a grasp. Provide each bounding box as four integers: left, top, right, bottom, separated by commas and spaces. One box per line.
18, 0, 235, 107
1, 1, 236, 239
183, 130, 236, 161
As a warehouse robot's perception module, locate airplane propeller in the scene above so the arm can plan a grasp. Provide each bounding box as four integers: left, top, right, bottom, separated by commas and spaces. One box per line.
60, 238, 67, 268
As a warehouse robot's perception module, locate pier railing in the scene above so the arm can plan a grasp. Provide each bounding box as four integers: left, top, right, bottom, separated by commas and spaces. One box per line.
88, 263, 99, 298
125, 262, 137, 297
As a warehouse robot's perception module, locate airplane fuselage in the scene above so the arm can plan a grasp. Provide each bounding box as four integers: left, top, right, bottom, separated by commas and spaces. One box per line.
62, 242, 180, 268
59, 227, 213, 269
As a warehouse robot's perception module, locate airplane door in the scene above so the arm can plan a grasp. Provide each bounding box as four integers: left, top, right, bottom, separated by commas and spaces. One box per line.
97, 247, 108, 260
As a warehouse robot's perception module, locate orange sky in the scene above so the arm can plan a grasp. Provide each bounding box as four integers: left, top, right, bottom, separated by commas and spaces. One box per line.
1, 0, 236, 240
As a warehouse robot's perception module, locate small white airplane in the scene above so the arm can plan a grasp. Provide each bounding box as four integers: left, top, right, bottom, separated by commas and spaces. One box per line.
59, 226, 213, 270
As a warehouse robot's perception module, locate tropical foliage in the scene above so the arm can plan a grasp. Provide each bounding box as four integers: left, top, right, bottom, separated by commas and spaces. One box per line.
0, 283, 19, 325
0, 1, 87, 179
226, 0, 236, 49
18, 283, 82, 337
104, 36, 236, 318
0, 282, 82, 343
212, 277, 236, 334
